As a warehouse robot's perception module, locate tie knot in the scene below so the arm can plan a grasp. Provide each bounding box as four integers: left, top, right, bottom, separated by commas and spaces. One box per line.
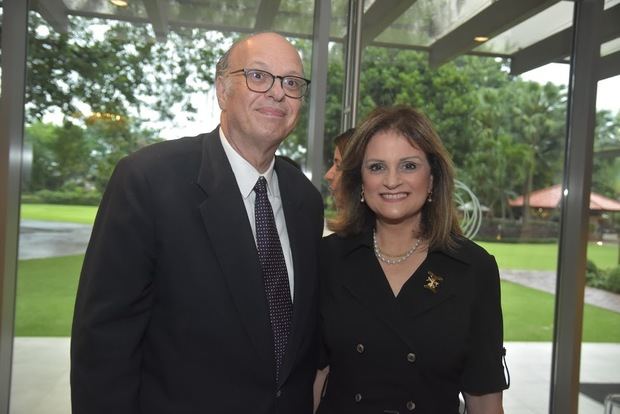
254, 176, 268, 195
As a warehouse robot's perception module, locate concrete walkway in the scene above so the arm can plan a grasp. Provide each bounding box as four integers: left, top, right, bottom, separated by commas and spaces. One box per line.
9, 338, 620, 414
19, 220, 92, 260
501, 269, 620, 314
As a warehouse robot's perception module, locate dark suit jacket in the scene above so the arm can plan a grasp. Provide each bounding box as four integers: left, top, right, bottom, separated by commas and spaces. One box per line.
317, 230, 508, 414
71, 127, 324, 414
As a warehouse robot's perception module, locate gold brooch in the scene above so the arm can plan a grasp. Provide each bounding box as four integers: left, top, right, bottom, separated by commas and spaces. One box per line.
424, 271, 443, 293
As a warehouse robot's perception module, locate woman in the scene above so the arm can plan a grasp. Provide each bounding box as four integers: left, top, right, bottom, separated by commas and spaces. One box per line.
324, 128, 355, 211
314, 106, 508, 414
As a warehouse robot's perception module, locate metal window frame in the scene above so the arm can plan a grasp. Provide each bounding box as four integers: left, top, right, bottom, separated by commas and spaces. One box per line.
0, 1, 29, 413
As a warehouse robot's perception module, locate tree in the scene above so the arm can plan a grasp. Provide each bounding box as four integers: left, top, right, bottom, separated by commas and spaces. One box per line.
85, 116, 161, 192
464, 87, 530, 218
24, 117, 161, 199
509, 81, 566, 223
593, 110, 620, 198
26, 13, 223, 124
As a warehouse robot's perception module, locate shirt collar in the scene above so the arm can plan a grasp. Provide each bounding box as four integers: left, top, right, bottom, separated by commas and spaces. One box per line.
219, 128, 277, 200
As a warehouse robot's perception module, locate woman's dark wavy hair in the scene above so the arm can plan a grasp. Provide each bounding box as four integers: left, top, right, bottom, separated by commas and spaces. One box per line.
330, 105, 462, 251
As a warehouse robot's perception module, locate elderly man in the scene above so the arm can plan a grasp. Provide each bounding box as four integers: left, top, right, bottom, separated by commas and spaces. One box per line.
71, 32, 324, 414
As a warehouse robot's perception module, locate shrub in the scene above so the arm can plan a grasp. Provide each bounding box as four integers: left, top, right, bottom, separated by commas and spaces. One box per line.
603, 267, 620, 294
21, 188, 101, 206
586, 260, 603, 288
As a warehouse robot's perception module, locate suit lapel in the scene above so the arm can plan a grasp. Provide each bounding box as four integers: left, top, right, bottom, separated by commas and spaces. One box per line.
196, 129, 274, 367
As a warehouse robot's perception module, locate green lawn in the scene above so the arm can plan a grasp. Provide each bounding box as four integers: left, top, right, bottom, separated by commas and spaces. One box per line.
14, 204, 620, 339
479, 241, 618, 271
15, 254, 620, 340
502, 280, 620, 342
21, 203, 98, 224
16, 255, 83, 336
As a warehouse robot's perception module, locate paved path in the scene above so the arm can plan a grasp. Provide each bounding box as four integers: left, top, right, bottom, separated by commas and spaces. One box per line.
9, 338, 620, 414
19, 220, 92, 260
501, 269, 620, 313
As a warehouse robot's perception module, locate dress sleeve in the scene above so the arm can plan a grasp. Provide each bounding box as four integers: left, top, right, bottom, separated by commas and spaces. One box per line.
460, 252, 509, 395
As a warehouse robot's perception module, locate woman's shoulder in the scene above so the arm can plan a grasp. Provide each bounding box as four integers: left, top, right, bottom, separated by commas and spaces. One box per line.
320, 232, 347, 258
320, 230, 371, 262
446, 236, 495, 266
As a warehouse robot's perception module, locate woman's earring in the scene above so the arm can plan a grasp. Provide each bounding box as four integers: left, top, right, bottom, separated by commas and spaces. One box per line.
427, 191, 433, 203
360, 188, 365, 203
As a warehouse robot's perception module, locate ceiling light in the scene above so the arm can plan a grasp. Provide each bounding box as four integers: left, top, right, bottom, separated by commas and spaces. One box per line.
109, 0, 129, 7
474, 36, 489, 43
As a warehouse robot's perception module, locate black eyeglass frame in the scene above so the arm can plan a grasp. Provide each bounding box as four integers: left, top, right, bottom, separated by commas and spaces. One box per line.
228, 68, 311, 99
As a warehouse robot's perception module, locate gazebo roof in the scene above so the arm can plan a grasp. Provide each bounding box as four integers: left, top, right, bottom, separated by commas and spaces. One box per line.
509, 184, 620, 211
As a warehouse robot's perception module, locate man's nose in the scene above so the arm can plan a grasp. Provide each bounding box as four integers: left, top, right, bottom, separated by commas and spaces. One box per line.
266, 78, 286, 101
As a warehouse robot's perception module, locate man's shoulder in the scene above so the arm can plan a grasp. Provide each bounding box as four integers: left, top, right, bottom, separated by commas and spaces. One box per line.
127, 133, 209, 166
276, 158, 322, 200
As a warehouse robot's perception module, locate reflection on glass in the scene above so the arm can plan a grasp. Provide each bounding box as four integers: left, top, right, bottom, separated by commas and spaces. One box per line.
64, 0, 148, 18
374, 0, 494, 46
474, 1, 573, 55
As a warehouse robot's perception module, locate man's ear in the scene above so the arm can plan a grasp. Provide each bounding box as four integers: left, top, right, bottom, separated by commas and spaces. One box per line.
215, 77, 227, 110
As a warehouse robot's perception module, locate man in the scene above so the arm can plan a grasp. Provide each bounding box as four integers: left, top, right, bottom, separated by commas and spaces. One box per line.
71, 32, 324, 414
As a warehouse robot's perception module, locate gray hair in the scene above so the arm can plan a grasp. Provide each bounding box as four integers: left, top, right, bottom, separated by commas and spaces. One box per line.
215, 46, 234, 79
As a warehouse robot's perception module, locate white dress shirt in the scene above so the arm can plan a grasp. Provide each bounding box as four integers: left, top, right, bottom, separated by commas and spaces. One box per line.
219, 130, 295, 300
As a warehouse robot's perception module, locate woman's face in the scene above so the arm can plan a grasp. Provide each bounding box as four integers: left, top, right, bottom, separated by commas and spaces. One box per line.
324, 146, 344, 209
361, 130, 433, 227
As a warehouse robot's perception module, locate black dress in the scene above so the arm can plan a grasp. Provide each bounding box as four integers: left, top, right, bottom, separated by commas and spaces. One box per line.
317, 230, 508, 414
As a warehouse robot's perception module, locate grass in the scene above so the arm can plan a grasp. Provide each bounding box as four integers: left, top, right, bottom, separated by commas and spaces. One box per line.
14, 204, 620, 338
20, 203, 98, 224
502, 281, 620, 342
479, 241, 618, 271
15, 255, 83, 336
15, 254, 620, 341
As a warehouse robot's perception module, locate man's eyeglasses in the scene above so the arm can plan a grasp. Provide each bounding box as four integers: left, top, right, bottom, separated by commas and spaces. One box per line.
229, 68, 311, 99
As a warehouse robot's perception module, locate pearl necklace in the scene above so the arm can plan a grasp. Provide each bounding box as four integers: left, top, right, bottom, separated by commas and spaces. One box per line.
373, 229, 421, 265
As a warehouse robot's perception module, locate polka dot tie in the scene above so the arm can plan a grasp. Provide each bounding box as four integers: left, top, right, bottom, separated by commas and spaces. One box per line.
254, 176, 293, 382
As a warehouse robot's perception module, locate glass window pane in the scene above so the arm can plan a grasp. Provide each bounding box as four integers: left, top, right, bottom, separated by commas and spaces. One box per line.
348, 33, 573, 414
579, 75, 620, 413
10, 3, 324, 412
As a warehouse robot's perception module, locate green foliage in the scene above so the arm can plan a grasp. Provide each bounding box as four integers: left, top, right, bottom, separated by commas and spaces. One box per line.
22, 14, 619, 223
605, 267, 620, 294
22, 189, 102, 206
24, 118, 161, 199
593, 110, 620, 198
27, 13, 223, 123
586, 260, 604, 289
